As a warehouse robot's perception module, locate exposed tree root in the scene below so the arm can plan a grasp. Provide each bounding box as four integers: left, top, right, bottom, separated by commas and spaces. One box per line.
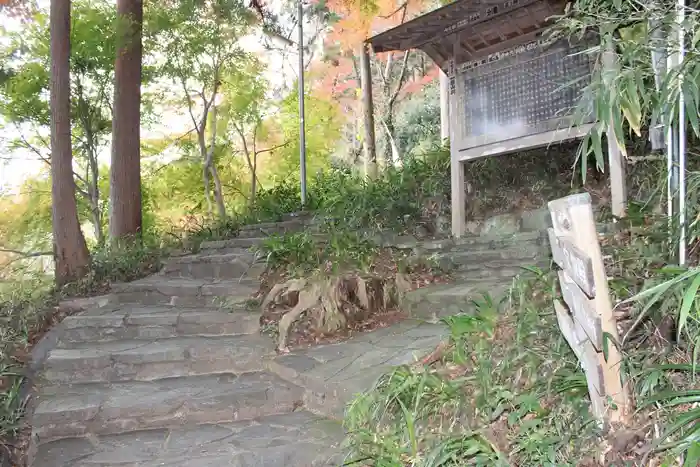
262, 272, 412, 352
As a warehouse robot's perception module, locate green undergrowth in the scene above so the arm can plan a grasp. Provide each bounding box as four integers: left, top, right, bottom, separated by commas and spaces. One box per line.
188, 141, 675, 249
186, 148, 452, 246
186, 144, 601, 246
257, 230, 379, 277
342, 269, 604, 466
254, 229, 444, 280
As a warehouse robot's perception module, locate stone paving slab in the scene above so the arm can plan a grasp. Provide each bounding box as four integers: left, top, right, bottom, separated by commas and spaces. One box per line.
32, 372, 305, 443
267, 319, 447, 418
44, 334, 273, 384
58, 307, 260, 345
402, 279, 512, 320
199, 237, 268, 250
110, 277, 259, 307
160, 252, 267, 281
437, 244, 547, 263
166, 251, 256, 264
32, 410, 343, 466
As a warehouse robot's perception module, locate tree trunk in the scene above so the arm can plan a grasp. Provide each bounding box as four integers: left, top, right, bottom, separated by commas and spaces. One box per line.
50, 0, 91, 286
110, 0, 143, 240
209, 164, 226, 219
250, 151, 257, 204
87, 152, 103, 245
91, 203, 102, 244
382, 110, 399, 166
76, 80, 103, 244
204, 103, 226, 219
199, 130, 213, 217
234, 123, 258, 207
359, 42, 377, 179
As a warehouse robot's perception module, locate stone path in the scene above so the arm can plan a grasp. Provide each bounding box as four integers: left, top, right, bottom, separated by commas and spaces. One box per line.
26, 219, 550, 466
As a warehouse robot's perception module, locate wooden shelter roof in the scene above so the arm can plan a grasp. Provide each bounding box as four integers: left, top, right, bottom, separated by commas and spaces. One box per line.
368, 0, 565, 72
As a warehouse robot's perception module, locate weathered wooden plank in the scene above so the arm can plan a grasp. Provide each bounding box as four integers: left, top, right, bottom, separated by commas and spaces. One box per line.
548, 192, 593, 235
549, 192, 630, 423
558, 271, 603, 350
554, 300, 606, 419
579, 341, 606, 420
554, 299, 584, 359
548, 229, 596, 298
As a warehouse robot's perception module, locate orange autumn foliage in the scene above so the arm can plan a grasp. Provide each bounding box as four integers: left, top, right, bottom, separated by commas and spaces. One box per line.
322, 0, 429, 51
312, 0, 437, 108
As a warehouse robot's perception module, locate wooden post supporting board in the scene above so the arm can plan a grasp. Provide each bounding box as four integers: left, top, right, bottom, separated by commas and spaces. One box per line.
602, 42, 628, 218
548, 193, 630, 423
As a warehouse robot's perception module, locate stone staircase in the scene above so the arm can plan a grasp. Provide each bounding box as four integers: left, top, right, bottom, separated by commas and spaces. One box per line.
26, 218, 551, 467
403, 230, 552, 320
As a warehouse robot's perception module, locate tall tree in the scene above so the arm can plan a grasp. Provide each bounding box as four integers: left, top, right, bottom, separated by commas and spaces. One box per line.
155, 0, 253, 220
110, 0, 143, 239
49, 0, 91, 285
220, 60, 273, 205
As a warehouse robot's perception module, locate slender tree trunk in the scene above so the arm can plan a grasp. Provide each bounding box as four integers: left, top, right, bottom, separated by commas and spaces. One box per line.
384, 114, 403, 167
76, 81, 104, 244
250, 152, 257, 204
86, 173, 103, 244
110, 0, 143, 240
359, 42, 377, 179
198, 130, 213, 217
382, 109, 400, 166
87, 154, 102, 244
204, 103, 226, 219
91, 203, 102, 244
50, 0, 91, 286
209, 164, 226, 218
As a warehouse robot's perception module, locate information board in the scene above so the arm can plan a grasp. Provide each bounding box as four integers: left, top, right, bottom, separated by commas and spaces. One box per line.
458, 38, 595, 149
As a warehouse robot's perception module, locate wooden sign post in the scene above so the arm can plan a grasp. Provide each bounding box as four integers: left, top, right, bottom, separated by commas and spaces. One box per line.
547, 193, 630, 423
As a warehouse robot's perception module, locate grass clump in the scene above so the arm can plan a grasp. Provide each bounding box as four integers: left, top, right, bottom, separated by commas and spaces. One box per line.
258, 230, 379, 277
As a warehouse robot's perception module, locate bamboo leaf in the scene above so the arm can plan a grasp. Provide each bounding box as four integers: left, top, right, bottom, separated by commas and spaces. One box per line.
591, 125, 604, 171
684, 83, 700, 137
623, 75, 643, 136
580, 136, 590, 183
684, 440, 700, 467
677, 271, 700, 339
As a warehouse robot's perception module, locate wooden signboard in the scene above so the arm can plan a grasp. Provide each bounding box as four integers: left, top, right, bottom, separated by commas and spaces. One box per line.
548, 193, 630, 423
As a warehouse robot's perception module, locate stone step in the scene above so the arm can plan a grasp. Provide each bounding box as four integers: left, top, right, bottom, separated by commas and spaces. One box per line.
266, 320, 447, 420
111, 277, 259, 307
31, 371, 305, 443
450, 263, 547, 282
200, 237, 268, 251
42, 334, 272, 385
200, 233, 326, 253
31, 410, 343, 467
57, 306, 260, 345
427, 246, 548, 270
454, 256, 550, 273
403, 279, 513, 320
452, 237, 547, 254
236, 218, 310, 238
160, 252, 267, 280
414, 230, 548, 253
